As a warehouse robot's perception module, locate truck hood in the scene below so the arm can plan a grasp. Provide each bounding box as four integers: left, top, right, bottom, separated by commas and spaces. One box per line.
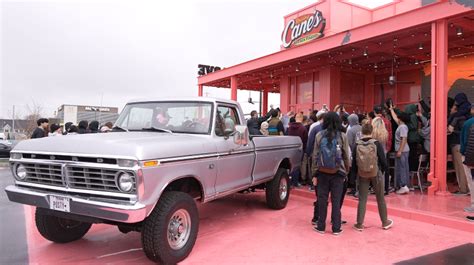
12, 132, 214, 161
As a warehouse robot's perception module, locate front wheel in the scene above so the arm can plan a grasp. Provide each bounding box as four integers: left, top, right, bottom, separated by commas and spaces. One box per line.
141, 191, 199, 264
265, 168, 290, 209
35, 208, 92, 243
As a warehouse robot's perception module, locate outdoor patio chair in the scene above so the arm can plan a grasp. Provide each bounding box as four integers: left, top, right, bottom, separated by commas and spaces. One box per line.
410, 154, 429, 194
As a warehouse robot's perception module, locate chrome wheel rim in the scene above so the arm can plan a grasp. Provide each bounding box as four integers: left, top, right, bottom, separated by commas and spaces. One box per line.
279, 176, 288, 200
167, 209, 191, 250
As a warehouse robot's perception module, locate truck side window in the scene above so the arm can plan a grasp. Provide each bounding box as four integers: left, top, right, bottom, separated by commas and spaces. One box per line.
215, 106, 240, 137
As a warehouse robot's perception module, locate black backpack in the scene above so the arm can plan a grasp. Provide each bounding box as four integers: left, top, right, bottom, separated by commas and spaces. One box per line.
464, 124, 474, 167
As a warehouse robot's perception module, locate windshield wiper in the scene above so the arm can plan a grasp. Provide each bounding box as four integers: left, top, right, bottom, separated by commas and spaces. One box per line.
141, 127, 173, 134
112, 125, 129, 132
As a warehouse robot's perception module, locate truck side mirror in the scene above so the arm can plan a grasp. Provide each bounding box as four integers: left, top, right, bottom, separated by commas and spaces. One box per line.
233, 125, 249, 146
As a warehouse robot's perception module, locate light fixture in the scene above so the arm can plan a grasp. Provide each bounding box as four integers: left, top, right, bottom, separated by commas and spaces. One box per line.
419, 43, 424, 50
348, 59, 352, 65
295, 67, 300, 72
456, 27, 463, 36
374, 63, 378, 69
363, 48, 368, 56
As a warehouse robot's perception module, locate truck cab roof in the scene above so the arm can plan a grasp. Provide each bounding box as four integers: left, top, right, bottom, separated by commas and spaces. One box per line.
126, 97, 238, 106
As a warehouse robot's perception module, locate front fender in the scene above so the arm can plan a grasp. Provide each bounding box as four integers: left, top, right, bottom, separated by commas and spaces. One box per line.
138, 158, 217, 217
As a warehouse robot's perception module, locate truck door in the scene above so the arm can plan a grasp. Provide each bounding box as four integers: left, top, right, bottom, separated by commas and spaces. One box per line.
213, 104, 254, 194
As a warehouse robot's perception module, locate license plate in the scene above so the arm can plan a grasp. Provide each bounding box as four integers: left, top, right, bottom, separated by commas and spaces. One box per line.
49, 195, 70, 212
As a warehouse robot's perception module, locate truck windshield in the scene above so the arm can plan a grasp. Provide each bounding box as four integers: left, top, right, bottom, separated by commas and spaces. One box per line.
115, 102, 213, 134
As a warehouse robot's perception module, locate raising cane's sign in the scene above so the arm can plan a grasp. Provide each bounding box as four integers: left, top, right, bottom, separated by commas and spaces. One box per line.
281, 10, 326, 49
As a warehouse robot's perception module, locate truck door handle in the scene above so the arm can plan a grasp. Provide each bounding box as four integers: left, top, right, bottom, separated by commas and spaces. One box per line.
209, 164, 215, 169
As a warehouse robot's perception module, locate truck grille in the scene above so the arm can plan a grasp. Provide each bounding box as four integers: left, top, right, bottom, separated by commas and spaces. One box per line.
15, 162, 136, 193
66, 166, 135, 193
21, 163, 64, 186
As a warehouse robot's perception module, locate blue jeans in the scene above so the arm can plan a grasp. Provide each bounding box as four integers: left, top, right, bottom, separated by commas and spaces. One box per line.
395, 152, 410, 187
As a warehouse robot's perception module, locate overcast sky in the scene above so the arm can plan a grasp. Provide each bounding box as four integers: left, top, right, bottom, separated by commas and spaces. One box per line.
0, 0, 392, 119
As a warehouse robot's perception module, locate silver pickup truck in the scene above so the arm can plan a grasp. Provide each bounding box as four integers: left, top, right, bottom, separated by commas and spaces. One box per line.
5, 98, 302, 264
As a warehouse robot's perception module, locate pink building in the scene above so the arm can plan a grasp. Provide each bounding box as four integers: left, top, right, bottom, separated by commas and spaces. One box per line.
198, 0, 474, 196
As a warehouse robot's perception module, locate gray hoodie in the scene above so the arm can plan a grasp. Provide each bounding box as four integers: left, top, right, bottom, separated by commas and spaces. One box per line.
346, 114, 362, 150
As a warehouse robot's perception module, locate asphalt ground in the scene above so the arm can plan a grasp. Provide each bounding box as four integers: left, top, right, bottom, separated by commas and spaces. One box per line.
0, 167, 29, 265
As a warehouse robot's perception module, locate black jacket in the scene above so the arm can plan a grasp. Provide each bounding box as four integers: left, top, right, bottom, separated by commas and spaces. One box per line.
31, 128, 45, 139
351, 137, 388, 174
247, 112, 272, 135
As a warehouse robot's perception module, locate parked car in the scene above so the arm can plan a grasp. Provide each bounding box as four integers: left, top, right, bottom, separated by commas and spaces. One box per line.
0, 142, 11, 158
5, 98, 302, 264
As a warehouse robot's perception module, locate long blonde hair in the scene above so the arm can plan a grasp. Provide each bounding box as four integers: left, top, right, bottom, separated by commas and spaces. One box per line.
371, 117, 388, 145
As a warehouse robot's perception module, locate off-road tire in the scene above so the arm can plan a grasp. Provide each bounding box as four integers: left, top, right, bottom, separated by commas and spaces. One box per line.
266, 168, 290, 209
35, 207, 92, 243
141, 191, 199, 264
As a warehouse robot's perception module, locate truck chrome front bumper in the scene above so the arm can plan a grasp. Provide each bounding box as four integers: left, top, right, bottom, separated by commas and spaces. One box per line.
5, 185, 147, 223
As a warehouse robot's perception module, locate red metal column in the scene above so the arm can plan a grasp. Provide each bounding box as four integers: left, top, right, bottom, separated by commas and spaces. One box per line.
230, 76, 237, 101
427, 19, 449, 196
262, 89, 268, 115
198, 84, 203, 97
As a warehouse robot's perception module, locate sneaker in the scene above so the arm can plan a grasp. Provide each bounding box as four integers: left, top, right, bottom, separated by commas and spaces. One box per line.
353, 224, 364, 232
332, 229, 343, 236
311, 219, 317, 226
313, 227, 325, 234
466, 216, 474, 222
382, 219, 394, 230
464, 206, 474, 213
452, 191, 468, 196
396, 186, 409, 194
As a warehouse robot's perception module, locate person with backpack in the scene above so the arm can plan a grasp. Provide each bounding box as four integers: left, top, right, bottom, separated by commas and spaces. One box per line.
352, 123, 393, 231
461, 103, 474, 214
267, 110, 284, 136
311, 112, 351, 235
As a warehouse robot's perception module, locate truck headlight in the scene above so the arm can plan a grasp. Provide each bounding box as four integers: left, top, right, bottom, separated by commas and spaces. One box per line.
116, 172, 134, 192
10, 153, 22, 160
15, 164, 27, 180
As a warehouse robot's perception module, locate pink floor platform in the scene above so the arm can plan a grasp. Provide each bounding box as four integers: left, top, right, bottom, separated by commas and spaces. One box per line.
23, 191, 474, 264
292, 187, 474, 233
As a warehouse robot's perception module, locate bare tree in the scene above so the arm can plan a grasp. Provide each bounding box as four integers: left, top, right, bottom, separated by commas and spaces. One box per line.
24, 101, 45, 137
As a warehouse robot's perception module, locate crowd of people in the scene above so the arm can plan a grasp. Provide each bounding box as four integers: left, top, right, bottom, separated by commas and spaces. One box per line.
247, 92, 474, 229
30, 119, 114, 139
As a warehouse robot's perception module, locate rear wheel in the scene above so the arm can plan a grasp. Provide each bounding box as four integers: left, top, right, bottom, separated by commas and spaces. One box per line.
35, 207, 92, 243
141, 191, 199, 264
265, 168, 290, 209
